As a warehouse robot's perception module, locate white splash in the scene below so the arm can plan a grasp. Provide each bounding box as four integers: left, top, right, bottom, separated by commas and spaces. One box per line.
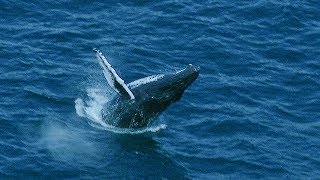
90, 123, 167, 134
75, 88, 110, 127
127, 74, 164, 89
75, 87, 166, 134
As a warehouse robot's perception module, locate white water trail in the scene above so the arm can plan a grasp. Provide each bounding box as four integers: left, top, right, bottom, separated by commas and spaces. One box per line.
75, 87, 166, 134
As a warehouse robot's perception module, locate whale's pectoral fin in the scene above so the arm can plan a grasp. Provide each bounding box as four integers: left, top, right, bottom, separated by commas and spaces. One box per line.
94, 48, 135, 100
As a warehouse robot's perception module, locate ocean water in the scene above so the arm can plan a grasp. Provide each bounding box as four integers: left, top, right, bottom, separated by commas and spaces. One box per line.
1, 0, 319, 178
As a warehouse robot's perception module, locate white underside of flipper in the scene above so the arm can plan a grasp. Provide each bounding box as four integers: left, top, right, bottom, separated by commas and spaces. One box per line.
94, 49, 135, 100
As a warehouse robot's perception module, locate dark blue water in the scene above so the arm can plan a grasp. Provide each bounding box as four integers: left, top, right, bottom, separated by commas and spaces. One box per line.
1, 0, 319, 178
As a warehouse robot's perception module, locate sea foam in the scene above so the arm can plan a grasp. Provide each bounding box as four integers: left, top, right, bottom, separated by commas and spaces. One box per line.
75, 87, 166, 134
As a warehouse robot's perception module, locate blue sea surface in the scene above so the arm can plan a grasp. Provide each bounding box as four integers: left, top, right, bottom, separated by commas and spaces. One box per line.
1, 0, 319, 178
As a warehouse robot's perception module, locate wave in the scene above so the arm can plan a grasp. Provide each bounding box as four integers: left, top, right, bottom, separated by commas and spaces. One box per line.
75, 87, 166, 134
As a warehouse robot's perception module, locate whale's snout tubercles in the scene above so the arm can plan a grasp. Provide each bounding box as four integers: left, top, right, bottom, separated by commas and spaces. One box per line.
187, 64, 200, 74
194, 65, 201, 73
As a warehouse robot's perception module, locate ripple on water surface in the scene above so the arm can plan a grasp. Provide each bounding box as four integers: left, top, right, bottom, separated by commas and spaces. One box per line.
0, 0, 320, 178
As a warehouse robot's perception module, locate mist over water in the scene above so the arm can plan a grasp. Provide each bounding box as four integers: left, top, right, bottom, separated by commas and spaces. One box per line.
0, 0, 319, 178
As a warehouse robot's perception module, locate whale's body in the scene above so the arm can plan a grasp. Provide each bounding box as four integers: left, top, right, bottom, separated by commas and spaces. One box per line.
94, 49, 199, 128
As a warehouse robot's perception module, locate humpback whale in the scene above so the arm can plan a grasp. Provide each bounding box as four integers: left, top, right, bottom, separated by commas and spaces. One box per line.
94, 49, 199, 128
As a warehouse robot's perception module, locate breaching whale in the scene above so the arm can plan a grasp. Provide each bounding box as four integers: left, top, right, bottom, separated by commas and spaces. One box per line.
94, 49, 199, 128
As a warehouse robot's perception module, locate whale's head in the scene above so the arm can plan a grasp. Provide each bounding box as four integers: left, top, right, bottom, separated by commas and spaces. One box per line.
130, 64, 200, 109
160, 64, 200, 100
171, 64, 200, 93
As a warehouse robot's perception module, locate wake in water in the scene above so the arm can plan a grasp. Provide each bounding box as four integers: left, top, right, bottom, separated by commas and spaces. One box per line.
75, 87, 166, 134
